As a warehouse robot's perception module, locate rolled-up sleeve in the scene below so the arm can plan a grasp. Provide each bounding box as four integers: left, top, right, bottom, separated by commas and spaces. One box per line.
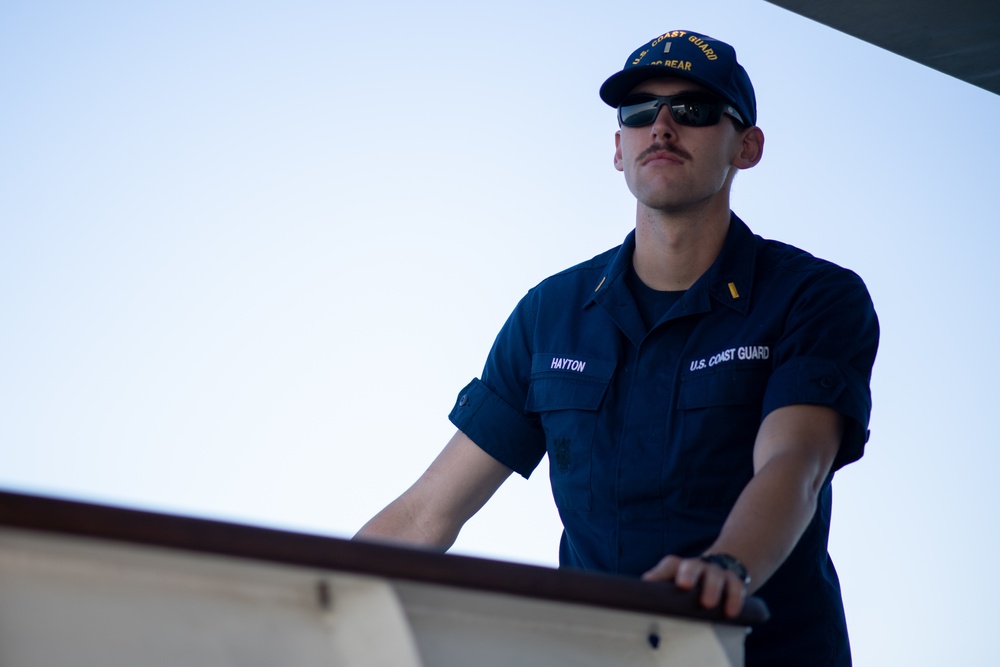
762, 266, 880, 469
449, 291, 546, 478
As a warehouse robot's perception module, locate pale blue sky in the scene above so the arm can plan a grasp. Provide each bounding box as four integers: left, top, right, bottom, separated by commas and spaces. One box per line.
3, 2, 999, 664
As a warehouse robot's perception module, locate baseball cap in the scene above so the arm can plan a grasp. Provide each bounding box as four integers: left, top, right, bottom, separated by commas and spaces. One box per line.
599, 30, 756, 127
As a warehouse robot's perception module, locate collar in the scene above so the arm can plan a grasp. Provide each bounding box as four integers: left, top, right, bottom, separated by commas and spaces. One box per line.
586, 212, 758, 318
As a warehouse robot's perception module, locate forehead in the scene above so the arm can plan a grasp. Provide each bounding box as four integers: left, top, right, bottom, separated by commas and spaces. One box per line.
628, 76, 710, 97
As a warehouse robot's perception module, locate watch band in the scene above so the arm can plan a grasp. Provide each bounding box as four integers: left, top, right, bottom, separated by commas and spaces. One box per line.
699, 553, 751, 585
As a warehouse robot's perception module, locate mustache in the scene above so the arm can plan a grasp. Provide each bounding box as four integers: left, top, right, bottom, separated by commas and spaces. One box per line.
637, 142, 692, 164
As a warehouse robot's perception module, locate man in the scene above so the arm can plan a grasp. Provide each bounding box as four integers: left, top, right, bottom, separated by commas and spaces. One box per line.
356, 30, 878, 666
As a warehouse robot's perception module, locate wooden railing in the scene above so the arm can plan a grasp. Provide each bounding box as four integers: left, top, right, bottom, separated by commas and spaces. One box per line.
0, 489, 768, 666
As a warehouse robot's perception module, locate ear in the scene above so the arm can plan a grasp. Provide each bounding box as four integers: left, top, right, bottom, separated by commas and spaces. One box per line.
733, 126, 764, 169
614, 130, 624, 172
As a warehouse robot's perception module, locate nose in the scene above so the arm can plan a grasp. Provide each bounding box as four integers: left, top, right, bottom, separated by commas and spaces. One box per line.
650, 104, 676, 140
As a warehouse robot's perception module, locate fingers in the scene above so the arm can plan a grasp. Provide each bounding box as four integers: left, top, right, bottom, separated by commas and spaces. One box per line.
719, 570, 748, 618
642, 556, 747, 618
641, 554, 683, 583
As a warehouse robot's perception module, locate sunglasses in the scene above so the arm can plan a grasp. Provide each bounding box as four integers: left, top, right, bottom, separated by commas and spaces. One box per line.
617, 93, 745, 128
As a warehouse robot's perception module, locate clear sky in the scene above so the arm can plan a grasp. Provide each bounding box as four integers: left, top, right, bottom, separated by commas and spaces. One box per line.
2, 2, 999, 664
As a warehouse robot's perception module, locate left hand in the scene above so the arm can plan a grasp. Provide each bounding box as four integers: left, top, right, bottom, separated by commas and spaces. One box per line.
642, 555, 748, 618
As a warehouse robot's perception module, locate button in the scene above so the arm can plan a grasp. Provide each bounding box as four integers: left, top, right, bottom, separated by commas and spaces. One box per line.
458, 394, 470, 407
819, 376, 837, 389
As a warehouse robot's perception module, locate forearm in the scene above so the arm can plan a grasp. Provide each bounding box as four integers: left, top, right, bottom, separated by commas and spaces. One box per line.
353, 430, 513, 552
705, 449, 826, 592
354, 488, 458, 551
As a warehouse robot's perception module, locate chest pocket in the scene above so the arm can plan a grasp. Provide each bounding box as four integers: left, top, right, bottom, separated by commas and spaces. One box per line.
676, 364, 769, 509
526, 354, 615, 512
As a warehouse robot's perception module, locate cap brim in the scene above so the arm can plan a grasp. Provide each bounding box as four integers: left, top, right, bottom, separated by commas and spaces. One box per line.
599, 66, 733, 109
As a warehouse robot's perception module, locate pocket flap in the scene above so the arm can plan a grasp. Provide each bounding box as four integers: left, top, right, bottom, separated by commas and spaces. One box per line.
526, 354, 615, 412
678, 365, 768, 409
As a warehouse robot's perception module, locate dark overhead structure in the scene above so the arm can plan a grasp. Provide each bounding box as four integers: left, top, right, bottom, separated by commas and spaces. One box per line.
765, 0, 1000, 96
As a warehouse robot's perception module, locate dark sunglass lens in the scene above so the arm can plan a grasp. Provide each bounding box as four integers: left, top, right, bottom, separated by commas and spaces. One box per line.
670, 97, 723, 126
619, 97, 660, 127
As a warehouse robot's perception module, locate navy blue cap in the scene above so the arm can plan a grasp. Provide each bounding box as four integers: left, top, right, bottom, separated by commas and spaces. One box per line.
600, 30, 757, 126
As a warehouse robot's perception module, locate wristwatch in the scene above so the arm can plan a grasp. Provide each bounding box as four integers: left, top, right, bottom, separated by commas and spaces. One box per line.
699, 553, 751, 586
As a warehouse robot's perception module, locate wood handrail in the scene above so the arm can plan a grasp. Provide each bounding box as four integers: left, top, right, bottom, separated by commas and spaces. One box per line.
0, 489, 769, 626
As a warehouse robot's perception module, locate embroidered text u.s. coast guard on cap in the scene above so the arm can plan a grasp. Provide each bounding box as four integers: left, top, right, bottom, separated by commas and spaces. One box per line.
599, 30, 757, 127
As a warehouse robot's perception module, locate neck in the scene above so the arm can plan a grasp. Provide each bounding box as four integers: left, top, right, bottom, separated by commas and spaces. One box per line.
632, 199, 731, 291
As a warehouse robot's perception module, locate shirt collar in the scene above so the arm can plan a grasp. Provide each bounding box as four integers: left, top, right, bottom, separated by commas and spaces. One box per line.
586, 212, 758, 317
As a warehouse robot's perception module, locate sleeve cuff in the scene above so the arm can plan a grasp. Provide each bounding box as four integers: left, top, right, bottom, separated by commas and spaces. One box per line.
448, 378, 546, 478
762, 357, 873, 468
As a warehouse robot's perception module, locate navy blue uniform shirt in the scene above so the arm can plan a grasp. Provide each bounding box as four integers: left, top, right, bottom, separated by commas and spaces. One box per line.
450, 214, 879, 666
